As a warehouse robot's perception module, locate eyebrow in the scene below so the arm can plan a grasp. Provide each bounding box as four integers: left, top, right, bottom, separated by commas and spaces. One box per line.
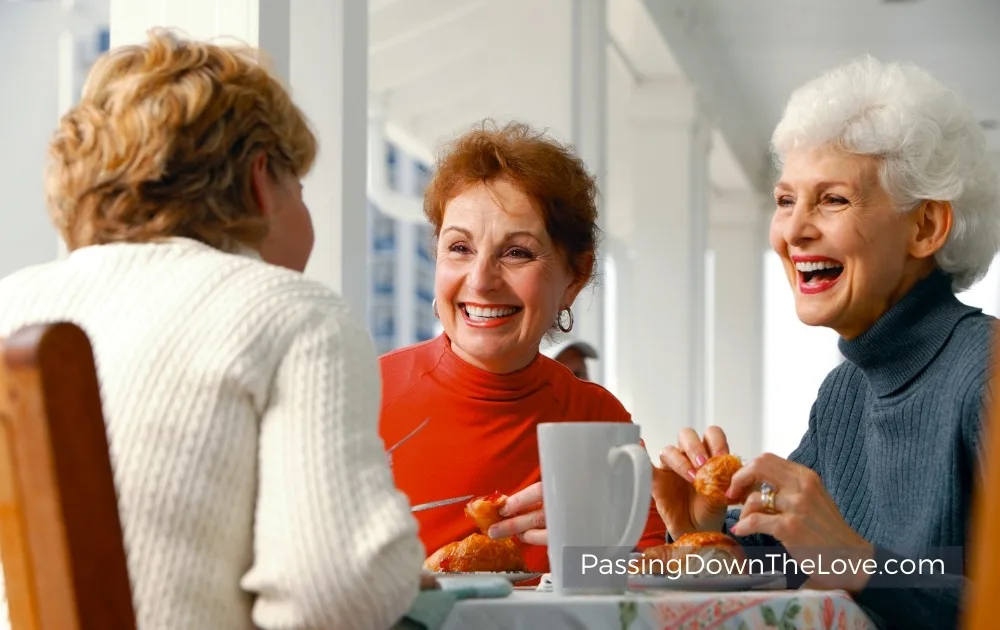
441, 226, 543, 244
774, 180, 853, 193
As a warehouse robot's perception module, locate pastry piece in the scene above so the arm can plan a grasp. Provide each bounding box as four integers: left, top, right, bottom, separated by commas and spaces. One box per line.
668, 532, 746, 576
465, 491, 507, 534
422, 534, 525, 573
635, 531, 745, 576
693, 454, 742, 505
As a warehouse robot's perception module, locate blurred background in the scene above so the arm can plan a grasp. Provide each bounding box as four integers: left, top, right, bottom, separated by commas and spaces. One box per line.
3, 0, 999, 461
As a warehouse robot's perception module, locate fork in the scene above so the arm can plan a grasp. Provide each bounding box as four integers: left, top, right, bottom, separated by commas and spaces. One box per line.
386, 417, 429, 468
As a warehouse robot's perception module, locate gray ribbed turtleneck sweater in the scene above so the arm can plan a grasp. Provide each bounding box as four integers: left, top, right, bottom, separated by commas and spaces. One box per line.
726, 269, 990, 630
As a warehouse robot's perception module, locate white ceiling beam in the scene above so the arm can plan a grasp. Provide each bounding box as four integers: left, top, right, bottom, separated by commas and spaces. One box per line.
370, 43, 486, 94
376, 53, 495, 118
640, 0, 771, 195
370, 0, 487, 52
369, 3, 487, 86
383, 120, 437, 166
606, 0, 681, 79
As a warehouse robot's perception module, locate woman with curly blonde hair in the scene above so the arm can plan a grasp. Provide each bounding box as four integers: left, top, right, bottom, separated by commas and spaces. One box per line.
0, 30, 423, 630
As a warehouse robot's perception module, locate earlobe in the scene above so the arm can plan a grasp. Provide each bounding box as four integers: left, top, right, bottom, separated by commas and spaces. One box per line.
561, 252, 595, 305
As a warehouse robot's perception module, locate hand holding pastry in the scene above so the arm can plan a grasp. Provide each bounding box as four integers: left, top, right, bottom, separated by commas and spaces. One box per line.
485, 481, 547, 545
423, 493, 527, 573
653, 426, 737, 539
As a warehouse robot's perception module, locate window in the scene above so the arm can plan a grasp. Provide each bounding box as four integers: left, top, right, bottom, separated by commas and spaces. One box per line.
761, 253, 841, 457
956, 255, 1000, 317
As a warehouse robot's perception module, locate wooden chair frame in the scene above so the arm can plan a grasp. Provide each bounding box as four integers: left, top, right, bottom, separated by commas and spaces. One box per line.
0, 323, 135, 630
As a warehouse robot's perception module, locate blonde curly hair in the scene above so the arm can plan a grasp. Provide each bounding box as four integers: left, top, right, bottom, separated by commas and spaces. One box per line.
46, 29, 317, 252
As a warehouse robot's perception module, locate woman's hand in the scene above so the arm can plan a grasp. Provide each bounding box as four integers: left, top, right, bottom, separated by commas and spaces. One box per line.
485, 482, 547, 545
653, 426, 732, 539
727, 453, 874, 593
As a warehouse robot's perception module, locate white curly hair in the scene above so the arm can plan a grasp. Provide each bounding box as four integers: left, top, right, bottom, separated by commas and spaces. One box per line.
771, 55, 1000, 293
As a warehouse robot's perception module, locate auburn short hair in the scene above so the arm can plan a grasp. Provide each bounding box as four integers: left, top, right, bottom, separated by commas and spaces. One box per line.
45, 29, 317, 252
423, 120, 600, 282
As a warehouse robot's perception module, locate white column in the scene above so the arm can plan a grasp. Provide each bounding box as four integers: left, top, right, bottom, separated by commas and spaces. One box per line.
568, 0, 608, 384
289, 0, 367, 319
108, 0, 368, 318
708, 190, 768, 459
621, 79, 711, 457
393, 151, 419, 349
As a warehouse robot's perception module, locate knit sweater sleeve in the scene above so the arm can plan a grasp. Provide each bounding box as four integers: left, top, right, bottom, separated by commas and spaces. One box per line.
850, 370, 987, 630
240, 306, 425, 630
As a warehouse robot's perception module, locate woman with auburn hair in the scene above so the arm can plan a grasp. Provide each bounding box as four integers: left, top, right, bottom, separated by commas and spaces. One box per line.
379, 121, 667, 574
0, 30, 424, 630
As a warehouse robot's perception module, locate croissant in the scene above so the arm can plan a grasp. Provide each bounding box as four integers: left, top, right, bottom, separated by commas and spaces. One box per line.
423, 534, 524, 572
636, 531, 745, 576
422, 491, 527, 573
693, 454, 743, 505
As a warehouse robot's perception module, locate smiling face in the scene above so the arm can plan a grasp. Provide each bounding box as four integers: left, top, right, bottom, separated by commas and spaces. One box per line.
435, 178, 586, 373
769, 145, 950, 339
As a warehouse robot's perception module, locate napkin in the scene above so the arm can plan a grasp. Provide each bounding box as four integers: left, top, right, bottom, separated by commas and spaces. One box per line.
399, 590, 460, 630
402, 576, 513, 629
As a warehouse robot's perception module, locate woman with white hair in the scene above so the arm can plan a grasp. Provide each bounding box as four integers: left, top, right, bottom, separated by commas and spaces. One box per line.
651, 56, 998, 629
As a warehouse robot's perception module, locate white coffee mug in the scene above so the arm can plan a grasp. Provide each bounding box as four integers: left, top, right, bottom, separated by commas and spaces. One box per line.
538, 422, 652, 595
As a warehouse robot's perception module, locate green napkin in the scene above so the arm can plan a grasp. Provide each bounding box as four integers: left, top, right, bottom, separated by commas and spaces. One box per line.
399, 590, 459, 630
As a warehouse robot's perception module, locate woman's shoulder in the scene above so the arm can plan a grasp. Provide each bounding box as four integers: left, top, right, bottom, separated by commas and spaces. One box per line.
542, 358, 631, 421
938, 311, 996, 382
198, 252, 364, 330
378, 336, 446, 410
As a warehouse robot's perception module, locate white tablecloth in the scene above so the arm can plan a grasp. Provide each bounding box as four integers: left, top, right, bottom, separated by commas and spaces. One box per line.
441, 588, 877, 630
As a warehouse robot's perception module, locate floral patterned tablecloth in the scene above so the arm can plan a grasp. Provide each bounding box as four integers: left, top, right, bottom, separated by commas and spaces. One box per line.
441, 588, 877, 630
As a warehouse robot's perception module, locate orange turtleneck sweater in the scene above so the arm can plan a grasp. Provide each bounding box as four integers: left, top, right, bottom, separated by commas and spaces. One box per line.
378, 334, 667, 573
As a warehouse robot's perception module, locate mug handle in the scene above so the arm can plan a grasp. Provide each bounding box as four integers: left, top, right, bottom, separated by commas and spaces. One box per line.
607, 443, 653, 549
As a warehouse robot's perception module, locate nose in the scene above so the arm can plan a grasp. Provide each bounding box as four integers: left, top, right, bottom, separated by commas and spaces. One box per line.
467, 251, 503, 293
782, 201, 820, 247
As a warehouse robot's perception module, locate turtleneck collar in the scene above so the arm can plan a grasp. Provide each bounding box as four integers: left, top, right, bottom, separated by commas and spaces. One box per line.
434, 334, 549, 401
838, 269, 980, 397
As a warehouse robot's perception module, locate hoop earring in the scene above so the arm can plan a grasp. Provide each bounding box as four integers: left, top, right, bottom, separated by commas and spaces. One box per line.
432, 298, 439, 319
557, 307, 573, 333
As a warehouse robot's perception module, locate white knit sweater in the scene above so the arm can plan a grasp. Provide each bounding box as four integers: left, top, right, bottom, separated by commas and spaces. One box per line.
0, 237, 424, 630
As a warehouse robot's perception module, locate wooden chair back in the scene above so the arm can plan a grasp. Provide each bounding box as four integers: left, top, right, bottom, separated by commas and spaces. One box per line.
964, 324, 1000, 629
0, 322, 136, 630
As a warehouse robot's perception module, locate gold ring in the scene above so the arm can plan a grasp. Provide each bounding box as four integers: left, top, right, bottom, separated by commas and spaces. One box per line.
761, 482, 777, 514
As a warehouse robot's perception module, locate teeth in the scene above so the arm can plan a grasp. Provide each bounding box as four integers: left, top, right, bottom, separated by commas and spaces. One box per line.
464, 305, 519, 319
795, 260, 843, 272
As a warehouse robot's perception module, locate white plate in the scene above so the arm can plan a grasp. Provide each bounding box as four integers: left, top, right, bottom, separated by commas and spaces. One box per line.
627, 571, 786, 592
424, 571, 542, 584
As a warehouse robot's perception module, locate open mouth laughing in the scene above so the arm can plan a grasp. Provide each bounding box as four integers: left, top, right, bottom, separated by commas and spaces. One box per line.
793, 256, 844, 294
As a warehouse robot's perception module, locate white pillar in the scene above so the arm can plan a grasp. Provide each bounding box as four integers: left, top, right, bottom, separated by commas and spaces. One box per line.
393, 150, 419, 349
568, 0, 608, 384
108, 0, 368, 318
622, 79, 711, 457
708, 190, 768, 459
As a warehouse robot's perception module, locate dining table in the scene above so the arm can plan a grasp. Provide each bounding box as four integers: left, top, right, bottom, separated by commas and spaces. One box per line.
439, 584, 878, 630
